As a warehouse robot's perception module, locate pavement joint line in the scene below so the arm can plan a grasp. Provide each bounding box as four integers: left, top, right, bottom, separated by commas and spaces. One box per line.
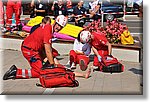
42, 88, 55, 95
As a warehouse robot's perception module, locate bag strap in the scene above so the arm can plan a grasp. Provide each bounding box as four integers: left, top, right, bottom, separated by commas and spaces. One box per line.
66, 73, 79, 87
73, 80, 79, 87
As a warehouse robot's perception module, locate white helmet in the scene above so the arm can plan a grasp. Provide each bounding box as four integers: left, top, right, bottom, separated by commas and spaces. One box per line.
55, 15, 68, 27
80, 31, 91, 43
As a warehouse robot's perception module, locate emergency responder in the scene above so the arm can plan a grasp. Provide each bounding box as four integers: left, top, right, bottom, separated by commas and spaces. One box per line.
3, 15, 68, 80
79, 30, 112, 67
0, 0, 4, 26
6, 0, 22, 28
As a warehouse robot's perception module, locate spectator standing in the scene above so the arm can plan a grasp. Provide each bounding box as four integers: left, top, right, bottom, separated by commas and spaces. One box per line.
0, 0, 4, 26
6, 0, 22, 28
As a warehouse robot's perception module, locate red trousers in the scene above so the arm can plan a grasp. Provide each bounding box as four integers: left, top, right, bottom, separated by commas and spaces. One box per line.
0, 1, 4, 25
16, 46, 58, 79
6, 1, 21, 26
69, 50, 89, 69
93, 50, 108, 66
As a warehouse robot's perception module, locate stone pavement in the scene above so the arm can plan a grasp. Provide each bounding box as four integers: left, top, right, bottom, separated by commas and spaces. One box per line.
0, 49, 142, 95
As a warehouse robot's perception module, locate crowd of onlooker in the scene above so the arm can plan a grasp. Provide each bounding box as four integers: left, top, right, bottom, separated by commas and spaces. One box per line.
0, 0, 143, 30
29, 0, 102, 27
0, 0, 103, 29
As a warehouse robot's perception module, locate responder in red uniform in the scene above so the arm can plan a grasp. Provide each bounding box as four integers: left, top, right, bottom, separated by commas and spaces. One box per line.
3, 15, 68, 80
6, 0, 22, 27
80, 31, 112, 67
0, 0, 4, 25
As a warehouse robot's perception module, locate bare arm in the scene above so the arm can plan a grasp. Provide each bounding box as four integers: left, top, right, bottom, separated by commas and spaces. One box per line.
51, 5, 54, 11
75, 50, 84, 55
106, 42, 112, 55
92, 46, 99, 57
35, 9, 46, 13
89, 5, 100, 15
44, 44, 55, 65
51, 1, 55, 11
95, 5, 100, 13
31, 0, 35, 7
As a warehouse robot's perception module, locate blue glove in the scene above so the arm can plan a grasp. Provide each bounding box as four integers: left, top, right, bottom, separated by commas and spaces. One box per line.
97, 55, 102, 62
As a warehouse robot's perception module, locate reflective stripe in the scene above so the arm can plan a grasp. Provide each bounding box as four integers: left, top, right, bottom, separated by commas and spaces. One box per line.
28, 69, 32, 78
22, 69, 26, 78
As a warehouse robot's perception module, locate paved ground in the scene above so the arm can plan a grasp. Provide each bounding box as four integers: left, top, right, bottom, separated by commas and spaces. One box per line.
0, 49, 143, 95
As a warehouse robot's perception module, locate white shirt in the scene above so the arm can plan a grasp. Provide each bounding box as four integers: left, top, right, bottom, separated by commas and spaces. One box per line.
73, 39, 91, 56
89, 0, 100, 12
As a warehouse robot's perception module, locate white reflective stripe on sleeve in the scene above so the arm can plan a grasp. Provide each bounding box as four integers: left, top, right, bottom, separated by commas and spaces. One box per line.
22, 69, 26, 78
28, 69, 32, 78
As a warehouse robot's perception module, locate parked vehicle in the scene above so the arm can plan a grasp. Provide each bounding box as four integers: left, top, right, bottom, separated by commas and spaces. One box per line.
101, 1, 124, 21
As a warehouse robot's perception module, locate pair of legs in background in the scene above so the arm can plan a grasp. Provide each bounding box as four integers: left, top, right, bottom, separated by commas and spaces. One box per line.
0, 1, 4, 25
6, 1, 21, 26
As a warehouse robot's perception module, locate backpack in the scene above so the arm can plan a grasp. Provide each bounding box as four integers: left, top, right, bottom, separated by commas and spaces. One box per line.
38, 64, 79, 88
121, 30, 134, 45
94, 55, 124, 74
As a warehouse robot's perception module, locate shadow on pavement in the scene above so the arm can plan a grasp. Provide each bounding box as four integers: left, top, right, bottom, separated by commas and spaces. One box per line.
128, 68, 143, 75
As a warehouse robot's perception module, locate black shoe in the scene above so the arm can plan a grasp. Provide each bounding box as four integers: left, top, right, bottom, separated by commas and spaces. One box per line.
3, 65, 17, 80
